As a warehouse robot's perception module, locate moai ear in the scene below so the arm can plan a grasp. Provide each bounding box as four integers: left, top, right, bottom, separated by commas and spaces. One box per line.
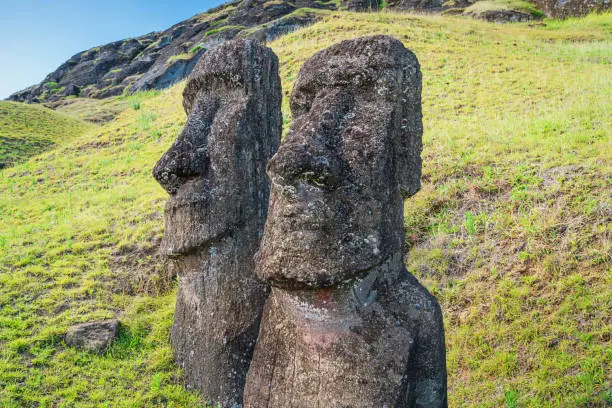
394, 52, 423, 199
395, 109, 423, 199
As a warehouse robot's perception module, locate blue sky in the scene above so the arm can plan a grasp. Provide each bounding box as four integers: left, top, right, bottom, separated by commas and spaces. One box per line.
0, 0, 225, 99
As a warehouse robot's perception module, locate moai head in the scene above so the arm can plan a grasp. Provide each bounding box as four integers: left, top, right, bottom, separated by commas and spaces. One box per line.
256, 35, 422, 289
153, 39, 281, 256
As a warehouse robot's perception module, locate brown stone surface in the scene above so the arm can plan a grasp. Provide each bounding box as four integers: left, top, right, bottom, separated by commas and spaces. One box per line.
153, 38, 282, 407
244, 35, 447, 407
65, 319, 119, 353
387, 0, 444, 11
466, 9, 538, 22
530, 0, 609, 18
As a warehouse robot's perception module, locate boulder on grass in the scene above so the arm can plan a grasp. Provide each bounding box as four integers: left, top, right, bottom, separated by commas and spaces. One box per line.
65, 319, 119, 353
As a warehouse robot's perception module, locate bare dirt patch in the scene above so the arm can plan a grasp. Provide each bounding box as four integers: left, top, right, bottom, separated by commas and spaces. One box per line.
109, 240, 176, 296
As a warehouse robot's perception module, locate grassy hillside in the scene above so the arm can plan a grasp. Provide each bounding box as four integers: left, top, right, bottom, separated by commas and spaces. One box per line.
463, 0, 546, 19
0, 11, 610, 407
0, 101, 92, 168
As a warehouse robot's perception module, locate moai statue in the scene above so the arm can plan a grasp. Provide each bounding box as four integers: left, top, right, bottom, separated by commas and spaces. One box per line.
153, 39, 282, 407
244, 35, 447, 407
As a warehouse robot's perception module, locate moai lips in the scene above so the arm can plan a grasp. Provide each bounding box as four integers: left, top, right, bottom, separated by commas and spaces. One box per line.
153, 39, 281, 407
244, 35, 447, 407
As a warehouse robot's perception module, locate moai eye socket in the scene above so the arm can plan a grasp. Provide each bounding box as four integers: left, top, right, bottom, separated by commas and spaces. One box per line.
300, 154, 343, 189
301, 171, 330, 188
290, 87, 315, 117
299, 169, 341, 189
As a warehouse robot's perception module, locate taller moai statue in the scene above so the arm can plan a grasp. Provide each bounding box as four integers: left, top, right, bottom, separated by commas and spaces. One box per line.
153, 39, 282, 407
244, 35, 447, 407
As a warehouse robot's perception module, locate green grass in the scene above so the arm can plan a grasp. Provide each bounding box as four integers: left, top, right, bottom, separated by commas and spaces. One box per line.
45, 91, 163, 124
204, 25, 246, 37
166, 53, 194, 63
465, 0, 546, 18
0, 101, 92, 168
190, 44, 204, 54
194, 4, 237, 24
238, 8, 333, 40
45, 98, 129, 124
45, 81, 60, 90
263, 0, 293, 8
0, 10, 610, 407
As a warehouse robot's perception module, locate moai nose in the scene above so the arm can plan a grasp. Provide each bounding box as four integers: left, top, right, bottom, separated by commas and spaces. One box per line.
152, 130, 211, 195
267, 138, 344, 190
153, 95, 217, 194
267, 141, 309, 183
267, 89, 352, 189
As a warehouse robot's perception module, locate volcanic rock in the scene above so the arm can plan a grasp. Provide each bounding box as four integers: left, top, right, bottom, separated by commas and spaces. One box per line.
65, 319, 119, 353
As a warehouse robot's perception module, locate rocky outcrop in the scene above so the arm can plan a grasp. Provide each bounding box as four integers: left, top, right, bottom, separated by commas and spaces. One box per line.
246, 9, 328, 43
243, 35, 447, 407
8, 0, 336, 104
153, 39, 282, 407
387, 0, 445, 11
345, 0, 444, 11
466, 8, 539, 21
345, 0, 382, 11
530, 0, 609, 17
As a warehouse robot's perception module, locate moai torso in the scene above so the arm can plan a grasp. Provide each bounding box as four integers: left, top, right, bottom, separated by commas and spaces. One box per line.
244, 35, 447, 407
153, 39, 281, 408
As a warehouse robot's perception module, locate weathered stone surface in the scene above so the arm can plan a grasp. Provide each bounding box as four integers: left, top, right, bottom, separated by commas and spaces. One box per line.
153, 38, 281, 407
387, 0, 444, 11
530, 0, 609, 17
61, 84, 81, 97
244, 35, 447, 407
246, 9, 327, 43
466, 8, 538, 22
344, 0, 381, 11
65, 319, 119, 353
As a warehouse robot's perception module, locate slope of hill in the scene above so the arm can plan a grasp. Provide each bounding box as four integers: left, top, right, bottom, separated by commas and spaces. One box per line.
0, 11, 610, 407
0, 101, 92, 169
8, 0, 608, 105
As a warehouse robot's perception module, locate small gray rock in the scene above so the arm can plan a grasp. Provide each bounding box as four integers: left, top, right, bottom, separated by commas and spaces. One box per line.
65, 319, 119, 353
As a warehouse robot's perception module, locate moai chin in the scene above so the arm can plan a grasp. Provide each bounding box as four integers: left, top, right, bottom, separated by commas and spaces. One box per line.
244, 35, 447, 407
153, 39, 282, 407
